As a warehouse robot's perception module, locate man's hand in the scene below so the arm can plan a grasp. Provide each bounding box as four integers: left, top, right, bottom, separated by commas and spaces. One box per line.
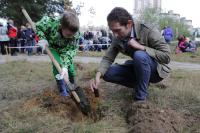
90, 72, 101, 92
37, 39, 49, 50
128, 38, 145, 51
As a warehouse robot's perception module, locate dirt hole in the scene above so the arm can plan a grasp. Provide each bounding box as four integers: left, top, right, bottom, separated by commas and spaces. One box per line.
23, 87, 106, 122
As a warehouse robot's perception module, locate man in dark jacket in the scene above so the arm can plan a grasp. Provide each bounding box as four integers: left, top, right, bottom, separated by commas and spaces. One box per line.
90, 7, 171, 102
25, 23, 35, 56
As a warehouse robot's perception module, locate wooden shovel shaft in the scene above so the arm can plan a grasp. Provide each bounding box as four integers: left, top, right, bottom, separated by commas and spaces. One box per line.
21, 7, 80, 103
5, 45, 8, 55
21, 7, 36, 31
45, 47, 80, 102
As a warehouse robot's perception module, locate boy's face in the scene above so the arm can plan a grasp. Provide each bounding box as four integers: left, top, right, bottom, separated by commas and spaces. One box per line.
108, 21, 132, 40
61, 28, 76, 39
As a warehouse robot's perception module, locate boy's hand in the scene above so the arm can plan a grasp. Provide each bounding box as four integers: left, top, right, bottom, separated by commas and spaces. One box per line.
55, 67, 69, 81
60, 67, 68, 80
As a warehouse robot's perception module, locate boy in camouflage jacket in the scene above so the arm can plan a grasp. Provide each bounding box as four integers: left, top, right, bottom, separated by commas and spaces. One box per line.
36, 11, 80, 96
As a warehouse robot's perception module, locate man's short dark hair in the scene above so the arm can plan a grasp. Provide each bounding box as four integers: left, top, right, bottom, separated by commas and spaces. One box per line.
107, 7, 133, 26
60, 11, 79, 32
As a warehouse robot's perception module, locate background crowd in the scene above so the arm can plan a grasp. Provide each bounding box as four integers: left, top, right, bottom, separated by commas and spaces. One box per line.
0, 18, 113, 55
0, 19, 41, 56
0, 18, 198, 56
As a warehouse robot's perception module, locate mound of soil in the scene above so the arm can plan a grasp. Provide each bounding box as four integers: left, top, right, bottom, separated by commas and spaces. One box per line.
126, 102, 184, 133
23, 86, 100, 122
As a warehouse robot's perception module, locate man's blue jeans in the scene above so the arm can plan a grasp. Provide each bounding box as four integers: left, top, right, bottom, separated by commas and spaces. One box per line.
103, 51, 163, 101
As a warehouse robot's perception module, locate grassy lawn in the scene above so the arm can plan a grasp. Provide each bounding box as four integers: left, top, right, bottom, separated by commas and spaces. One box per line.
0, 61, 199, 132
77, 44, 200, 63
77, 50, 128, 59
170, 49, 200, 63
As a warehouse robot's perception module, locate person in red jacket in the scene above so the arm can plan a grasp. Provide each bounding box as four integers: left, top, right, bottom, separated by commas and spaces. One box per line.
7, 19, 18, 56
35, 34, 43, 55
176, 35, 197, 53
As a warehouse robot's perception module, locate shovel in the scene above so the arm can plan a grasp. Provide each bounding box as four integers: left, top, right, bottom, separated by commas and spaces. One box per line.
21, 7, 91, 115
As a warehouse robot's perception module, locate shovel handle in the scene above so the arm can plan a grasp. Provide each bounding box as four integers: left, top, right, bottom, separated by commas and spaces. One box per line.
5, 45, 8, 55
21, 7, 36, 31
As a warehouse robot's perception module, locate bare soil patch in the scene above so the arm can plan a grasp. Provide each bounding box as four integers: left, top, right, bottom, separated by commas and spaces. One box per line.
23, 86, 101, 122
126, 102, 184, 133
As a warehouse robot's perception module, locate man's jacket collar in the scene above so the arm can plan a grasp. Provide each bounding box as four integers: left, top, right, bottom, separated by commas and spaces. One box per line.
133, 20, 142, 40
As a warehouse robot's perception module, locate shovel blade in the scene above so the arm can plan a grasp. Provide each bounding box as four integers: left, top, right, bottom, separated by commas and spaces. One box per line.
73, 87, 91, 115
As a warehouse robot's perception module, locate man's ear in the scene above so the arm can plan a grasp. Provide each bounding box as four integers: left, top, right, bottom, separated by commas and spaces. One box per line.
127, 20, 133, 29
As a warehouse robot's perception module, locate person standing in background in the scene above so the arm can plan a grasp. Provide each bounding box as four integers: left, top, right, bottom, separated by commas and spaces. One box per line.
7, 19, 18, 56
0, 22, 10, 55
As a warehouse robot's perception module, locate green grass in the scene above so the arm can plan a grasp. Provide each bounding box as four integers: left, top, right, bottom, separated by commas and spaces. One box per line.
170, 49, 200, 63
77, 51, 129, 59
149, 70, 200, 115
0, 61, 54, 101
0, 62, 127, 133
77, 44, 200, 63
0, 61, 200, 132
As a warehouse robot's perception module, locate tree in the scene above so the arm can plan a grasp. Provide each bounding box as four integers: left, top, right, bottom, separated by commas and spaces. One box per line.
0, 0, 73, 27
138, 7, 160, 26
73, 2, 84, 16
159, 15, 191, 38
63, 0, 84, 16
46, 0, 66, 15
138, 7, 191, 39
0, 0, 44, 26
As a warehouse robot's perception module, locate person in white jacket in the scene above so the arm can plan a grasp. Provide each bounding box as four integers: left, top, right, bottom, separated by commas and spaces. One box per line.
0, 22, 10, 55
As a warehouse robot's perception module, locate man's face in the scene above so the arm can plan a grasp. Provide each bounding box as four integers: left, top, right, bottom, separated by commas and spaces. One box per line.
61, 28, 76, 39
108, 21, 132, 40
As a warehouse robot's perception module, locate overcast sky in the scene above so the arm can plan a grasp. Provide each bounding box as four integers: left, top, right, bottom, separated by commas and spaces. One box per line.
73, 0, 200, 28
